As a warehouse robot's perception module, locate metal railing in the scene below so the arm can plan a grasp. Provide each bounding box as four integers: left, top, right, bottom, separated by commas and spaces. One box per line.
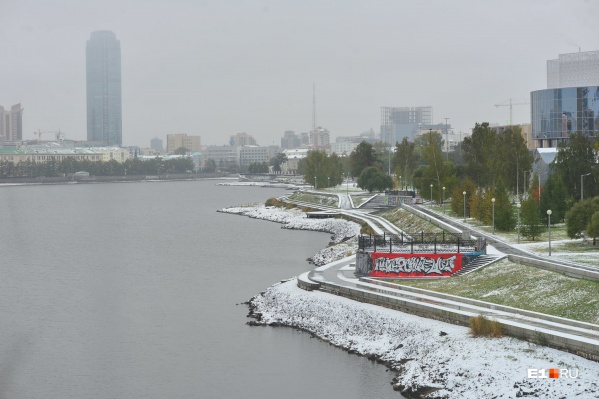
358, 233, 481, 254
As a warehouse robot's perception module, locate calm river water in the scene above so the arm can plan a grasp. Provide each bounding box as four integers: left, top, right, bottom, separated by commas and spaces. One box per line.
0, 179, 402, 398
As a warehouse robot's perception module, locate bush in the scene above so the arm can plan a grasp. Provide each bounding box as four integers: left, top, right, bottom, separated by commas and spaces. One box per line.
265, 197, 283, 207
469, 315, 503, 337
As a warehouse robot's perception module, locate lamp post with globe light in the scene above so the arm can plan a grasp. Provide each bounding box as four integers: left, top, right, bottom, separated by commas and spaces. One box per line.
491, 197, 496, 234
517, 202, 521, 244
442, 186, 446, 214
430, 184, 433, 205
547, 209, 552, 256
463, 191, 466, 221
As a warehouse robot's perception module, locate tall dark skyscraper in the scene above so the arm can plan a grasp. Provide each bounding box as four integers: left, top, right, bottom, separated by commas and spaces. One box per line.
86, 31, 122, 146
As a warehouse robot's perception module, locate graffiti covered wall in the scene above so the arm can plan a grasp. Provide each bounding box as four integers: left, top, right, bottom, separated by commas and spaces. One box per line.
369, 252, 462, 278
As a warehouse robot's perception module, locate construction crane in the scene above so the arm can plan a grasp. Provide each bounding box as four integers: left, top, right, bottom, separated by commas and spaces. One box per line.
33, 129, 63, 142
494, 99, 528, 125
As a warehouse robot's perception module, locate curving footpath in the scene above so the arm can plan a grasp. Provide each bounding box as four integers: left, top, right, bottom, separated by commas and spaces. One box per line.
294, 192, 599, 361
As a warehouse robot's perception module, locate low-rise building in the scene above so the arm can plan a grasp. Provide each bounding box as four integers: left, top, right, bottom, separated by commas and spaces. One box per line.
239, 145, 280, 171
167, 133, 201, 153
92, 147, 131, 162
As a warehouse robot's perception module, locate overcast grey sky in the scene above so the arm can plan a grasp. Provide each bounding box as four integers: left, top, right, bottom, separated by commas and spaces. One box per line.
2, 0, 598, 147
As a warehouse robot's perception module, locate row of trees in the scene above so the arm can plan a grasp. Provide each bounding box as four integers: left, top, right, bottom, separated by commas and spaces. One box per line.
346, 125, 599, 240
0, 157, 195, 178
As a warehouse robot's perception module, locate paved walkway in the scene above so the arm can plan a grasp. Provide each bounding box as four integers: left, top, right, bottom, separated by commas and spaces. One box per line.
295, 192, 599, 359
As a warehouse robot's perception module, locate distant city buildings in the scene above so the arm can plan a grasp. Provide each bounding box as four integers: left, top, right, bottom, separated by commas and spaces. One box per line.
203, 145, 240, 169
86, 31, 122, 146
0, 103, 23, 142
380, 106, 433, 145
532, 50, 599, 148
280, 130, 301, 149
329, 141, 359, 156
0, 146, 102, 165
229, 132, 257, 147
93, 147, 131, 162
490, 124, 535, 151
309, 127, 330, 149
166, 133, 201, 153
150, 137, 164, 153
239, 145, 278, 170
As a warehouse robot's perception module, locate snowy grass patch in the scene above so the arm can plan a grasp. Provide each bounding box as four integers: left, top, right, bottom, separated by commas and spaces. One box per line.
399, 259, 599, 323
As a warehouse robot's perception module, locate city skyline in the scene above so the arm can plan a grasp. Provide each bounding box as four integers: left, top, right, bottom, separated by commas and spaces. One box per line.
2, 0, 599, 147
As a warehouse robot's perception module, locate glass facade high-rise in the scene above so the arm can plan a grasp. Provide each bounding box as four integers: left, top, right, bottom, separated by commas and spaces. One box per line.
531, 86, 599, 147
86, 31, 122, 146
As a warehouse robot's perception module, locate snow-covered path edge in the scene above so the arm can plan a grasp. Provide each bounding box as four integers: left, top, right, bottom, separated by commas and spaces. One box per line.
220, 204, 599, 398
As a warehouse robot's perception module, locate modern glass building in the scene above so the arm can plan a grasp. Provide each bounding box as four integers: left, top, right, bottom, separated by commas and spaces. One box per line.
86, 31, 122, 146
531, 86, 599, 148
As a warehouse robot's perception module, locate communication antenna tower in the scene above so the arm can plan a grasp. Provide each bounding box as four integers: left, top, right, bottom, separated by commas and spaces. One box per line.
312, 81, 316, 130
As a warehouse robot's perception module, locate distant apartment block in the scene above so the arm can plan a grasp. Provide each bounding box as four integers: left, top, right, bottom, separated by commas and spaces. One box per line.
329, 142, 359, 156
166, 134, 201, 153
239, 145, 279, 170
300, 132, 310, 146
280, 130, 302, 149
490, 124, 535, 151
381, 106, 432, 144
0, 103, 24, 142
229, 132, 257, 147
309, 127, 330, 148
150, 137, 163, 153
204, 145, 240, 167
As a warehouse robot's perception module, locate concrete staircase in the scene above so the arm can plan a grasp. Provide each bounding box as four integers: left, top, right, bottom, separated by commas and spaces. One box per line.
454, 254, 506, 276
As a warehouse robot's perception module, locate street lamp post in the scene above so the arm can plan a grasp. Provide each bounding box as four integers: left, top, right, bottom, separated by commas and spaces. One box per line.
328, 176, 330, 188
444, 117, 450, 161
547, 209, 552, 256
430, 184, 433, 205
346, 173, 348, 195
463, 191, 466, 221
314, 176, 317, 190
399, 176, 402, 191
581, 173, 591, 201
517, 202, 521, 244
491, 197, 496, 234
523, 171, 529, 200
442, 186, 446, 214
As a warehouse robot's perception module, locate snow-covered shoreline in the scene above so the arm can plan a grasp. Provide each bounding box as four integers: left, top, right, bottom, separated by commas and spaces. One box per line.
248, 278, 599, 398
218, 203, 360, 265
222, 203, 599, 397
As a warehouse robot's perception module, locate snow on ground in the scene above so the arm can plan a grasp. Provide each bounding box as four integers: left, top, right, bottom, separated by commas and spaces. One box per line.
217, 181, 304, 189
249, 279, 599, 399
219, 204, 361, 244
